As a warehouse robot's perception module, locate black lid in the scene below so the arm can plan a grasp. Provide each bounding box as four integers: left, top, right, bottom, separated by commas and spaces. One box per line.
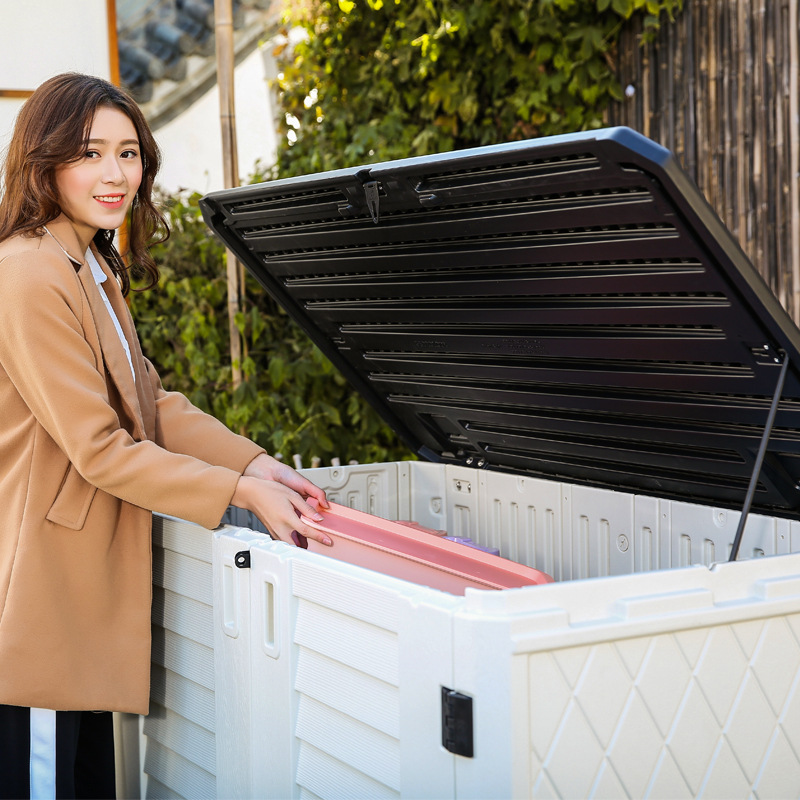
200, 127, 800, 519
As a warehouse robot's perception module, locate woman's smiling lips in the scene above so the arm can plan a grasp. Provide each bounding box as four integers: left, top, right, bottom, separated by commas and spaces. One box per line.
95, 194, 126, 208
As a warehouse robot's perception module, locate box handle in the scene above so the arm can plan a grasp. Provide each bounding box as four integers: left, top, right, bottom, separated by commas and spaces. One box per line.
261, 574, 281, 659
221, 559, 240, 638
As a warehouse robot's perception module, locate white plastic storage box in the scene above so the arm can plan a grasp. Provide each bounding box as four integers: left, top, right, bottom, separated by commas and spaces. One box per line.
136, 128, 800, 799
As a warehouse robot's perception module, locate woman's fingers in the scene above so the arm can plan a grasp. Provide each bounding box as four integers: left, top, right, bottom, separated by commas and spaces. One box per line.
267, 514, 332, 547
232, 476, 332, 546
305, 482, 330, 508
275, 466, 330, 509
290, 520, 332, 547
243, 454, 330, 509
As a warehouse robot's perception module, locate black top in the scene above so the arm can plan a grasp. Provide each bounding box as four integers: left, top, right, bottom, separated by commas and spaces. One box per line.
200, 127, 800, 520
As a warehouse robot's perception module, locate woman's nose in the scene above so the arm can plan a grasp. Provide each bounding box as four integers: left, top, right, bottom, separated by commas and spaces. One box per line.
102, 158, 124, 183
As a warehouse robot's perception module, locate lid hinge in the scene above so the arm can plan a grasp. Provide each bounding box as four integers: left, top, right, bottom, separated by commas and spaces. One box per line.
729, 349, 790, 561
441, 687, 474, 758
364, 181, 381, 224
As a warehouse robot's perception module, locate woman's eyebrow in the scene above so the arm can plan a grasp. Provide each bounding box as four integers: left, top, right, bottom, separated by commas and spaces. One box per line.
87, 138, 140, 146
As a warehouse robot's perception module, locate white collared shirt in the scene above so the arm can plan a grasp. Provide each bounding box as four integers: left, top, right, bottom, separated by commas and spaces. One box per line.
86, 248, 136, 383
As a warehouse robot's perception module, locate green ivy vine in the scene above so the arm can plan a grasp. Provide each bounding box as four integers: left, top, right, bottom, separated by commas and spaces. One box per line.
274, 0, 682, 177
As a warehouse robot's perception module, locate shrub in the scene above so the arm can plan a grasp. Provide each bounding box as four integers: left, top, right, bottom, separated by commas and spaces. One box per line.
273, 0, 682, 176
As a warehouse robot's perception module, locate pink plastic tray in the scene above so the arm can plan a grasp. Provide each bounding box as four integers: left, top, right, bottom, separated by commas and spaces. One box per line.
297, 502, 553, 595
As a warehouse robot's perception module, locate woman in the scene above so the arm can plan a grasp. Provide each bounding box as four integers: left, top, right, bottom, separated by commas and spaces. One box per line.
0, 72, 332, 798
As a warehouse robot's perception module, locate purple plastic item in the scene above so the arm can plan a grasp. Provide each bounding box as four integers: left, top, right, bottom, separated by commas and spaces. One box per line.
445, 537, 500, 557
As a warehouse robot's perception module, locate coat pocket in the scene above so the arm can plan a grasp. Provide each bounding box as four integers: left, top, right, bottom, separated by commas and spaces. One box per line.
46, 464, 97, 530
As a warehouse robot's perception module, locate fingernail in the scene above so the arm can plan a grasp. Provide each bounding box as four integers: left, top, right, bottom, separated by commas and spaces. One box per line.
323, 537, 332, 546
314, 513, 324, 522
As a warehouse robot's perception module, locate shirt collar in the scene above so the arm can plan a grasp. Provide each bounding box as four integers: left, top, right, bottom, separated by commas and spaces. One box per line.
85, 248, 108, 286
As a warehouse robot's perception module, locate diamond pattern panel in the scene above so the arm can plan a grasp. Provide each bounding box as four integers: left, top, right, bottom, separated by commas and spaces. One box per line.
528, 612, 800, 798
749, 618, 800, 714
572, 646, 633, 747
756, 729, 800, 799
528, 652, 573, 761
693, 626, 748, 725
780, 670, 800, 755
606, 692, 664, 797
667, 681, 724, 793
725, 672, 779, 783
646, 749, 691, 798
699, 739, 750, 799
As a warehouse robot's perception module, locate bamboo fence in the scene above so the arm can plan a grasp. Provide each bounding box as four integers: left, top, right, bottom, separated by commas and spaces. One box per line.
606, 0, 800, 322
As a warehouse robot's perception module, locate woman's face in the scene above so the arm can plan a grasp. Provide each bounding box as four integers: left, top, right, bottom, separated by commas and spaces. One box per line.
55, 105, 143, 252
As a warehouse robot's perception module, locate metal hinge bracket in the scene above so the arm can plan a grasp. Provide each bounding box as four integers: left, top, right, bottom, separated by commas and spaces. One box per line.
441, 686, 474, 757
364, 180, 381, 224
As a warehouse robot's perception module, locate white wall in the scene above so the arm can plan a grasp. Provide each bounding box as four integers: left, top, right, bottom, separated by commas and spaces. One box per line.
0, 0, 112, 151
0, 1, 279, 195
153, 44, 279, 194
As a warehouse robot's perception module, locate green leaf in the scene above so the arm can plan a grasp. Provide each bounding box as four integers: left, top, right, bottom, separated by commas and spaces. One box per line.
611, 0, 635, 17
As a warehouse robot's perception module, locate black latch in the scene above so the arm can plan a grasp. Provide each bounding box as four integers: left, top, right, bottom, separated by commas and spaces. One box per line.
441, 687, 474, 757
364, 181, 381, 224
234, 550, 251, 569
418, 192, 440, 208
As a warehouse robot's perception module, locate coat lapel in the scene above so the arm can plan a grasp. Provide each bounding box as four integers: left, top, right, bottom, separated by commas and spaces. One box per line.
77, 257, 150, 440
90, 246, 157, 440
45, 217, 150, 440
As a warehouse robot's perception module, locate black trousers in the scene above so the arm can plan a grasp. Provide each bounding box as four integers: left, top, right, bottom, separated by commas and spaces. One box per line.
0, 705, 115, 799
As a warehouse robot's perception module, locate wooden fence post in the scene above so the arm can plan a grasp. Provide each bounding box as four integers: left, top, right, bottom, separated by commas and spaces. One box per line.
215, 0, 244, 390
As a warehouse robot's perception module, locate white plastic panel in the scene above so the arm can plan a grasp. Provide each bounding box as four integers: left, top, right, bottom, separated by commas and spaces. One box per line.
400, 461, 450, 530
477, 471, 564, 576
563, 484, 637, 581
518, 609, 800, 798
146, 462, 800, 800
143, 738, 213, 800
245, 539, 461, 799
455, 553, 800, 798
145, 516, 218, 800
632, 495, 667, 573
212, 527, 274, 800
438, 465, 481, 541
669, 500, 796, 566
303, 462, 402, 519
245, 538, 298, 797
149, 663, 214, 733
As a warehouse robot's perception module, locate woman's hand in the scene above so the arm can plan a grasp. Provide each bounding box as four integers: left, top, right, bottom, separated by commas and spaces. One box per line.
236, 453, 331, 546
243, 453, 329, 508
231, 475, 332, 546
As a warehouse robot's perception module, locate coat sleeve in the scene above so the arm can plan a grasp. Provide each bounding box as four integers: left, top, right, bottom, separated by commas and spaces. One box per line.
142, 357, 265, 471
0, 251, 245, 529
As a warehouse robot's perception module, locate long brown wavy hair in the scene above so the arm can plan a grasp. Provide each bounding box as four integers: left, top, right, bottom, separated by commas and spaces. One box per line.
0, 72, 168, 294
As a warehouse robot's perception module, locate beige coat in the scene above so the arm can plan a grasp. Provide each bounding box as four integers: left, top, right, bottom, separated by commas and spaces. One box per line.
0, 216, 264, 714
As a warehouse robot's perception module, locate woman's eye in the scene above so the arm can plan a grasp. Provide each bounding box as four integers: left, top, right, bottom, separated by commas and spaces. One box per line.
121, 150, 140, 159
85, 150, 100, 159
